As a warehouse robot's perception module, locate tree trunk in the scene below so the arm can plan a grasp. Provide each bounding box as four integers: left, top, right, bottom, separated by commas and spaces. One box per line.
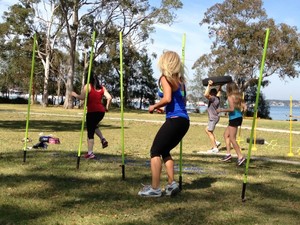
78, 48, 90, 108
42, 55, 50, 107
63, 0, 79, 109
63, 61, 75, 109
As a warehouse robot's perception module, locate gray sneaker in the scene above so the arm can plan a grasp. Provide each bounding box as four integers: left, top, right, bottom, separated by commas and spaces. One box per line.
165, 181, 180, 196
138, 185, 162, 197
207, 147, 219, 153
219, 154, 232, 162
237, 157, 246, 166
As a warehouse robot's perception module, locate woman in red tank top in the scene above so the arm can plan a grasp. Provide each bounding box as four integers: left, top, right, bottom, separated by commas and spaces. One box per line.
72, 73, 112, 159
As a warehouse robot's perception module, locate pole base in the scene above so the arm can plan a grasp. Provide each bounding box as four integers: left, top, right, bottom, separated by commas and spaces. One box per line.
122, 165, 125, 180
241, 182, 247, 202
23, 150, 27, 163
179, 176, 182, 191
76, 156, 81, 169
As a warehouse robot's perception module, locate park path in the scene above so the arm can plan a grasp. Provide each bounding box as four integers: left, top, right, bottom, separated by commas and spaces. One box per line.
6, 111, 300, 134
108, 117, 300, 135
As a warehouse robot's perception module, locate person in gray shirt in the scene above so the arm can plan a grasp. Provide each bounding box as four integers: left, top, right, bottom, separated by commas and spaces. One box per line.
204, 80, 222, 153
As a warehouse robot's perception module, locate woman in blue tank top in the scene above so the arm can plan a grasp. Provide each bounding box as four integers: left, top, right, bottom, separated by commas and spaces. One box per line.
138, 51, 190, 197
217, 81, 247, 166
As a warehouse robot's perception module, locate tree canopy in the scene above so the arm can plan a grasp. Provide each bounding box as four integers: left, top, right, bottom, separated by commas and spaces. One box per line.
193, 0, 300, 86
191, 0, 300, 118
0, 0, 183, 108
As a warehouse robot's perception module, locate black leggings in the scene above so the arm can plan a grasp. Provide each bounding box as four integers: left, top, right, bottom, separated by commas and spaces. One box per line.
86, 112, 105, 139
150, 117, 190, 159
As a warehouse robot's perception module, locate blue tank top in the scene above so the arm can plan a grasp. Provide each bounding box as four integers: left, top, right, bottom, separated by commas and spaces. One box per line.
229, 109, 242, 120
158, 85, 189, 120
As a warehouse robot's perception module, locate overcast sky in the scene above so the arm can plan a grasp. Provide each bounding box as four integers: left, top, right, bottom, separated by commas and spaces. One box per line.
1, 0, 300, 100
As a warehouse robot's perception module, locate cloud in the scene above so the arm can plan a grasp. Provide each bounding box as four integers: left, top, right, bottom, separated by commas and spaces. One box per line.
149, 5, 213, 79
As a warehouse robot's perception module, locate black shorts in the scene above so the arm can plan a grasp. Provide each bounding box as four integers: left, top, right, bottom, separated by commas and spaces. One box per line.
150, 117, 190, 159
86, 112, 105, 139
229, 117, 243, 127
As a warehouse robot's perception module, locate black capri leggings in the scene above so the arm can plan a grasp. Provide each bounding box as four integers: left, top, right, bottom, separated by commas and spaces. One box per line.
86, 112, 105, 139
150, 117, 190, 159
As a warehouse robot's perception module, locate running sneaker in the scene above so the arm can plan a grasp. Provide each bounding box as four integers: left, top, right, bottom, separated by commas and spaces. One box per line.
101, 138, 108, 149
165, 181, 180, 196
216, 141, 221, 148
84, 152, 95, 159
138, 185, 162, 197
207, 147, 219, 153
219, 154, 232, 162
237, 157, 246, 166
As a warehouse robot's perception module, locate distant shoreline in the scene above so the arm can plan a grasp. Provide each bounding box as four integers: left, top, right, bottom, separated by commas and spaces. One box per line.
267, 99, 300, 107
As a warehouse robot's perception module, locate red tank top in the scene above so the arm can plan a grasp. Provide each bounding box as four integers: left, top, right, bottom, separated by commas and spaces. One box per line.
87, 85, 106, 113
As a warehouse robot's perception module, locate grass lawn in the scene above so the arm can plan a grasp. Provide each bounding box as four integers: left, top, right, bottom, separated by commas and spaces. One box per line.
0, 104, 299, 225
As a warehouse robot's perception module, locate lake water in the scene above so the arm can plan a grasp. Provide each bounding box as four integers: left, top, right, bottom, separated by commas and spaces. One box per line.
199, 105, 300, 121
269, 106, 300, 121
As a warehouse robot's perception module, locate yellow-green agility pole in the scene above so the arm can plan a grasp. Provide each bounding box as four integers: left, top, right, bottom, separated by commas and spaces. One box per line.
252, 111, 258, 151
119, 31, 125, 179
241, 28, 270, 201
76, 31, 96, 169
179, 33, 186, 190
23, 33, 37, 163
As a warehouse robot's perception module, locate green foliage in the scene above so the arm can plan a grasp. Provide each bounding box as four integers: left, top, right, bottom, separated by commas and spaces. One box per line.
130, 53, 157, 107
102, 49, 157, 108
192, 0, 300, 118
244, 86, 271, 119
196, 0, 300, 82
0, 0, 183, 109
188, 66, 206, 103
0, 1, 44, 98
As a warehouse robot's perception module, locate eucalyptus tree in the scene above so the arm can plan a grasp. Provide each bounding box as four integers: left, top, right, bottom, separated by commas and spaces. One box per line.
0, 2, 39, 100
188, 66, 206, 104
134, 52, 157, 108
194, 0, 300, 89
193, 0, 300, 117
58, 0, 183, 109
121, 48, 157, 108
0, 0, 66, 106
32, 0, 65, 106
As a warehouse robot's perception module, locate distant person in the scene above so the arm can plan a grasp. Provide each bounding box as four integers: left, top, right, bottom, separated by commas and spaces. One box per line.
217, 81, 246, 166
72, 72, 112, 159
138, 51, 190, 197
204, 80, 222, 153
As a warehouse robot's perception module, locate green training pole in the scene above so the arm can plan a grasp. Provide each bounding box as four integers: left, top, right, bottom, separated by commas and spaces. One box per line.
23, 33, 37, 163
241, 28, 270, 201
76, 31, 96, 169
179, 33, 186, 190
119, 31, 125, 180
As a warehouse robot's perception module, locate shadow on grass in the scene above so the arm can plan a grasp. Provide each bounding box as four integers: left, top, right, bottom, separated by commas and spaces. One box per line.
0, 204, 48, 224
0, 150, 300, 224
0, 120, 122, 131
183, 177, 219, 190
